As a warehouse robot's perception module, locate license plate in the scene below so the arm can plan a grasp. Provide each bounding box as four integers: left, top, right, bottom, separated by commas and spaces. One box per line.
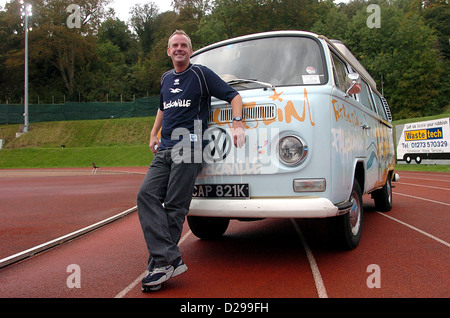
193, 184, 249, 198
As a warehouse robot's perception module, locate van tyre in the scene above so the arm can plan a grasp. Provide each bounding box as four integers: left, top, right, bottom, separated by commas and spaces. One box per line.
372, 177, 392, 212
187, 216, 229, 240
328, 179, 363, 250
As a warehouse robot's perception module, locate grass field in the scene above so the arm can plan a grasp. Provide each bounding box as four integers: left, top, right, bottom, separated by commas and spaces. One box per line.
0, 145, 153, 168
0, 113, 449, 171
396, 163, 450, 172
0, 117, 155, 168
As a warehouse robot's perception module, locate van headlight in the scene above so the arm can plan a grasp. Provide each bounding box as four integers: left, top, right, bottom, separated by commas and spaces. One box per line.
277, 135, 308, 166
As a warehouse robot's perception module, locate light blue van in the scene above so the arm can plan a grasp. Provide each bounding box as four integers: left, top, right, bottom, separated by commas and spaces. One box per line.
188, 31, 397, 249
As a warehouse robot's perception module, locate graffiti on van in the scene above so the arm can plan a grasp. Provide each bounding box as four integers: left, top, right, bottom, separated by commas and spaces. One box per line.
331, 99, 361, 128
209, 89, 315, 128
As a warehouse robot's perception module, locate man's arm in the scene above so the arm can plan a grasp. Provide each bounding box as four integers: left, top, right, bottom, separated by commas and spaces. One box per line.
149, 109, 163, 153
230, 94, 246, 148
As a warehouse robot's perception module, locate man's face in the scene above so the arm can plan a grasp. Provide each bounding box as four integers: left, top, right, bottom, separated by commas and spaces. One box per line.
167, 34, 193, 67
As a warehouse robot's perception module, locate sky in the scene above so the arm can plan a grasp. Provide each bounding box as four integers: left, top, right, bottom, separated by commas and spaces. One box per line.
0, 0, 351, 22
109, 0, 173, 22
0, 0, 174, 22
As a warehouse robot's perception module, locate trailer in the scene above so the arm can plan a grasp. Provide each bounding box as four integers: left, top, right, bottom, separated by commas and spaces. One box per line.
396, 117, 450, 164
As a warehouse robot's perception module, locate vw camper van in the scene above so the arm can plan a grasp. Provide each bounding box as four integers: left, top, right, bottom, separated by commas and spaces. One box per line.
188, 31, 397, 249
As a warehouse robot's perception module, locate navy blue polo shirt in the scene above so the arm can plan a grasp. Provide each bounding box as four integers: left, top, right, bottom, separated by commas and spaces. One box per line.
159, 64, 239, 150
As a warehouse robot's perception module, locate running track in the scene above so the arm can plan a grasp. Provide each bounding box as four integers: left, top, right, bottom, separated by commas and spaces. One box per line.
0, 168, 448, 301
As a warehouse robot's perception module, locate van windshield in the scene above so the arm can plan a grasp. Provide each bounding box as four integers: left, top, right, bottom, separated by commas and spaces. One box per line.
191, 36, 327, 89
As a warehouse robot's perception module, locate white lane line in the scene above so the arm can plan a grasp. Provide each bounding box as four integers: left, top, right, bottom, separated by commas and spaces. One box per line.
114, 270, 148, 299
394, 192, 450, 206
401, 177, 450, 183
398, 174, 450, 183
397, 182, 450, 191
376, 212, 450, 248
114, 229, 192, 298
0, 206, 137, 269
290, 219, 328, 298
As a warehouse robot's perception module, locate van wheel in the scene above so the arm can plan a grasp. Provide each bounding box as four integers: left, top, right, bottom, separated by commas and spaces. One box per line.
372, 177, 392, 212
187, 216, 229, 240
328, 179, 363, 250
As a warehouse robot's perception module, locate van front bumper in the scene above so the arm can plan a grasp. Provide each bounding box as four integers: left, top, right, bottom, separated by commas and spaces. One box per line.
189, 197, 342, 218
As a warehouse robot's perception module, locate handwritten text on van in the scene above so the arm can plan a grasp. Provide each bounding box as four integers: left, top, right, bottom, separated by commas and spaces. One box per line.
209, 89, 315, 128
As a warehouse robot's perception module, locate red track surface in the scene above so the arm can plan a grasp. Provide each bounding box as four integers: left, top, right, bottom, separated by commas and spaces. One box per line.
0, 169, 448, 300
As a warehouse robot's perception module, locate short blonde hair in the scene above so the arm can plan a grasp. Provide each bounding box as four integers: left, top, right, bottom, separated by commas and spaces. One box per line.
168, 30, 192, 49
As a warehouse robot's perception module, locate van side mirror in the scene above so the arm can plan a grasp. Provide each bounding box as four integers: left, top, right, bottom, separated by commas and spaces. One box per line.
345, 73, 361, 96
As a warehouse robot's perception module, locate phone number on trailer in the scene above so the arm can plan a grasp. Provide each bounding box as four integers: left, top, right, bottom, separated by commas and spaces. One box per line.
401, 141, 448, 148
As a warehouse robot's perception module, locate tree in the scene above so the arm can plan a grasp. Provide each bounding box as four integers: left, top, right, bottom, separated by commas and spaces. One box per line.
0, 0, 447, 118
421, 0, 449, 114
342, 1, 444, 119
98, 16, 139, 65
173, 0, 211, 46
135, 11, 179, 95
311, 4, 350, 40
21, 0, 111, 99
129, 1, 159, 54
0, 1, 24, 102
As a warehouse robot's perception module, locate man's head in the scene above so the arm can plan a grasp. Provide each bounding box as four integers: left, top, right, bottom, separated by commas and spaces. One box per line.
167, 30, 193, 71
168, 30, 192, 50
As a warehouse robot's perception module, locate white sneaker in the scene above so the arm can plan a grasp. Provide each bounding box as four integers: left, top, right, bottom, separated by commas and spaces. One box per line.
141, 257, 187, 292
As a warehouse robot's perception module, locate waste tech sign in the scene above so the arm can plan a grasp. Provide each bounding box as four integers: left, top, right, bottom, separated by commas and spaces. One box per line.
396, 117, 450, 164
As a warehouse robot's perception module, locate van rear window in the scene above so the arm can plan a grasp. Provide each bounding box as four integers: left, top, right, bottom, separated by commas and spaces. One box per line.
191, 37, 327, 88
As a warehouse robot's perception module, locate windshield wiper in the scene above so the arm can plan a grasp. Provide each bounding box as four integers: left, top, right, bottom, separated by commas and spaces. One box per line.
227, 78, 275, 90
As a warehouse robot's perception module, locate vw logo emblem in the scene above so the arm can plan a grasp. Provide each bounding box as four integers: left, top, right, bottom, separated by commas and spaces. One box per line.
205, 127, 232, 162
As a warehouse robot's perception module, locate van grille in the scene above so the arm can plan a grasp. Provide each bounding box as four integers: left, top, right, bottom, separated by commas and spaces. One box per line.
208, 104, 276, 124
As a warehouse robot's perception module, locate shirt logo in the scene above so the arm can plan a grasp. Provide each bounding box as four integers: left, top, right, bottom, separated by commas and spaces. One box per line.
163, 99, 191, 109
170, 88, 183, 94
174, 79, 180, 86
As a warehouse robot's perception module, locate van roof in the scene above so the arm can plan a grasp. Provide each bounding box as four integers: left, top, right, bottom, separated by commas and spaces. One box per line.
192, 30, 377, 90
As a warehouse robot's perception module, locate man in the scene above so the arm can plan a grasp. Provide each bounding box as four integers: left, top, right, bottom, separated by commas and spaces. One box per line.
137, 30, 246, 291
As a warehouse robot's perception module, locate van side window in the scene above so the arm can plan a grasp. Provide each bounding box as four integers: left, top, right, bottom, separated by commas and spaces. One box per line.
358, 80, 375, 112
371, 90, 388, 121
331, 53, 348, 92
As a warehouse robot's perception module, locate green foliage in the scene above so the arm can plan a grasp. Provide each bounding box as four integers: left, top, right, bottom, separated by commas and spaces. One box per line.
0, 117, 156, 168
0, 0, 448, 120
311, 0, 448, 120
0, 117, 154, 149
1, 114, 449, 170
0, 145, 153, 168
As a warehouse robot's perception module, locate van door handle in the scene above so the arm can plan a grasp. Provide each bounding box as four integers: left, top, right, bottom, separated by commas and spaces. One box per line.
360, 124, 371, 130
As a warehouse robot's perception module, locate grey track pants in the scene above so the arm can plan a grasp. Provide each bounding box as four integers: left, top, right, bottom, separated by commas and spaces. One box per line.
137, 149, 203, 268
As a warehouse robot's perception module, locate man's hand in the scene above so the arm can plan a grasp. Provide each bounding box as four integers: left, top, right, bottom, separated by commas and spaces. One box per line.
149, 110, 163, 154
232, 121, 246, 148
149, 134, 160, 154
229, 94, 246, 148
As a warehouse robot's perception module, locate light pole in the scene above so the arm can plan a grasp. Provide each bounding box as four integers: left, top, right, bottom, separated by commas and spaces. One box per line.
20, 1, 32, 133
